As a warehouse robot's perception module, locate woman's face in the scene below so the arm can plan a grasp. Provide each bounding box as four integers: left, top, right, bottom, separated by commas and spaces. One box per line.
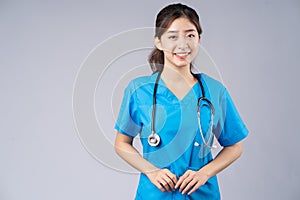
156, 17, 200, 69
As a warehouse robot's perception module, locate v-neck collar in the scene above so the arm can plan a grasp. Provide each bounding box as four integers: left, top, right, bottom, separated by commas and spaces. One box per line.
159, 78, 199, 102
150, 72, 201, 103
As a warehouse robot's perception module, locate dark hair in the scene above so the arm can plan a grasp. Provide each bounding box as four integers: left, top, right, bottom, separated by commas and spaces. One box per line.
148, 3, 203, 73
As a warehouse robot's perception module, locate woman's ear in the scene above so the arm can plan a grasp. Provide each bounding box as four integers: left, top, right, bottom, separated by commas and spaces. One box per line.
154, 37, 163, 51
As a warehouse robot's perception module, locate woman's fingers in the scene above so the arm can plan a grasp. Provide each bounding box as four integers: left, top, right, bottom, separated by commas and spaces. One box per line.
187, 182, 202, 195
164, 169, 178, 190
159, 178, 171, 192
161, 176, 174, 190
181, 179, 197, 194
179, 175, 193, 192
176, 169, 209, 195
165, 169, 178, 185
148, 168, 178, 192
161, 169, 178, 191
175, 170, 190, 189
154, 181, 165, 192
149, 169, 208, 194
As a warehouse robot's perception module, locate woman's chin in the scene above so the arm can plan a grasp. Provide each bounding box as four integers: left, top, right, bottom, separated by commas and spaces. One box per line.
174, 60, 191, 68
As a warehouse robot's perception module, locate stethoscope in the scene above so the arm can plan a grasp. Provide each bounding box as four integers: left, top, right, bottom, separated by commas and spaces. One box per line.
148, 71, 216, 149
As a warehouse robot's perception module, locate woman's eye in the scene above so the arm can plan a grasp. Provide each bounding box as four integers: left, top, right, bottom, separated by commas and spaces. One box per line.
168, 35, 177, 40
187, 34, 196, 38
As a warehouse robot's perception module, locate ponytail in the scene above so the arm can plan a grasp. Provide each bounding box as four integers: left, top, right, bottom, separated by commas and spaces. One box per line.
148, 48, 164, 73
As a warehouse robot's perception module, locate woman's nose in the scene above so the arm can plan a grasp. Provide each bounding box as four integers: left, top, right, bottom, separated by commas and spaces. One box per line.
177, 35, 188, 49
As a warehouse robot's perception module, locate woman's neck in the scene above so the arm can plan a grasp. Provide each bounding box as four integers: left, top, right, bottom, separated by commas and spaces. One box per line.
160, 65, 196, 85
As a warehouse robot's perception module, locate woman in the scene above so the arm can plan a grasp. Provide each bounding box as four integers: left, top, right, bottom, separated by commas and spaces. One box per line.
114, 3, 248, 199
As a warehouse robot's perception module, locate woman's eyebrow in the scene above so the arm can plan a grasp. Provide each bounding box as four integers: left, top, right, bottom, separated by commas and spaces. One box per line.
167, 30, 179, 33
184, 29, 197, 33
167, 29, 197, 33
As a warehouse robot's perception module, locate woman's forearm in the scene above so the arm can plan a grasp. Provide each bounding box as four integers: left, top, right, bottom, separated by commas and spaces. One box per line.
199, 141, 243, 178
115, 132, 179, 192
114, 133, 158, 174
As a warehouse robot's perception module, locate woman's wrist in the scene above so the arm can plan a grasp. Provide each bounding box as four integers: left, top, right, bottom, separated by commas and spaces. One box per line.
143, 166, 159, 176
198, 166, 213, 179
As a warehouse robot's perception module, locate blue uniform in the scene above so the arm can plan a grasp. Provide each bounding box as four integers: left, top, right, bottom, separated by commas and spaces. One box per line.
115, 72, 248, 199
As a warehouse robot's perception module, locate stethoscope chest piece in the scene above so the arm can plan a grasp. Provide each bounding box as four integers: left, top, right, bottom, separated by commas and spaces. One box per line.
148, 132, 160, 147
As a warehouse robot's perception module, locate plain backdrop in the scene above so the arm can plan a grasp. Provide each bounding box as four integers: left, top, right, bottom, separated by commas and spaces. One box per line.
1, 0, 300, 199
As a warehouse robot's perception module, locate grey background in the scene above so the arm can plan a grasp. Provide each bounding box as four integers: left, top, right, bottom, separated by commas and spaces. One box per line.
1, 0, 299, 199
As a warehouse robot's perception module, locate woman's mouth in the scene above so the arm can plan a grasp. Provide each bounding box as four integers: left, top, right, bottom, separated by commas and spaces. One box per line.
173, 52, 191, 60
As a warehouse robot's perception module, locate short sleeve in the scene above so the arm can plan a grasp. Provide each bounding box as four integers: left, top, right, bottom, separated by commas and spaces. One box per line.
114, 80, 141, 138
216, 88, 249, 146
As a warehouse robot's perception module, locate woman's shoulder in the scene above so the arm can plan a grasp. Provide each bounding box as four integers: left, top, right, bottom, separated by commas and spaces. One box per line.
126, 73, 157, 90
195, 73, 225, 90
128, 73, 157, 86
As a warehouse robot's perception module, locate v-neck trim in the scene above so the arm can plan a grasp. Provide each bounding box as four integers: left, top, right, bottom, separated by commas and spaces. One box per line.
159, 78, 199, 103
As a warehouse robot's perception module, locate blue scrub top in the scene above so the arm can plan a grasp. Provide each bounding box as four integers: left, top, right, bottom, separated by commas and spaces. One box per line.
115, 72, 248, 200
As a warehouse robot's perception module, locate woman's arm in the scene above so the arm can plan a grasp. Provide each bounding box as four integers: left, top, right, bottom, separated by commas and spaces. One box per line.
175, 141, 243, 195
114, 132, 178, 192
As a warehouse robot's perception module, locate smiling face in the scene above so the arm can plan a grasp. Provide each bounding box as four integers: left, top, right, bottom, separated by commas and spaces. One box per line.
155, 17, 200, 69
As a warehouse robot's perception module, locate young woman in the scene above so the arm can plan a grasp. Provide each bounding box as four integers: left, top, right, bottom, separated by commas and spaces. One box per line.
114, 3, 248, 199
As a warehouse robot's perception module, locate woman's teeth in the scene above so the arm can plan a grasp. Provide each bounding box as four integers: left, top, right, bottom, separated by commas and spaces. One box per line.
175, 52, 189, 56
174, 52, 190, 59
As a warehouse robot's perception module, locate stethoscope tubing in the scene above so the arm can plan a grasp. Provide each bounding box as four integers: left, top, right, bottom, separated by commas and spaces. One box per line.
148, 71, 162, 147
197, 97, 215, 149
148, 71, 215, 148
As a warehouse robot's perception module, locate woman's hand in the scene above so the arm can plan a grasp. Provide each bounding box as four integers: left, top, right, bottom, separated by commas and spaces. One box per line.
175, 169, 209, 195
173, 142, 243, 195
146, 168, 178, 192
